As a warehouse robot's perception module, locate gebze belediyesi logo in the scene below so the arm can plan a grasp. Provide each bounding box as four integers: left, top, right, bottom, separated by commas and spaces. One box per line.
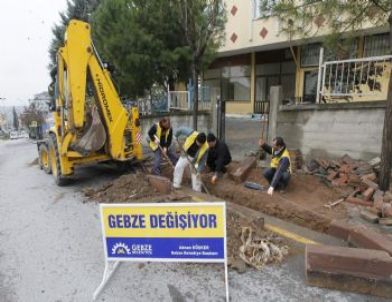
111, 242, 131, 255
111, 242, 153, 256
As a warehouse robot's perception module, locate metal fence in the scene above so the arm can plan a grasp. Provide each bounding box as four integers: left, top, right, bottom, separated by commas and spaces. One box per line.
168, 87, 213, 111
321, 55, 392, 101
168, 91, 190, 110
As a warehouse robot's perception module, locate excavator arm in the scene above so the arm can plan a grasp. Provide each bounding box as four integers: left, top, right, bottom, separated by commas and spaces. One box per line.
41, 19, 143, 185
55, 19, 142, 161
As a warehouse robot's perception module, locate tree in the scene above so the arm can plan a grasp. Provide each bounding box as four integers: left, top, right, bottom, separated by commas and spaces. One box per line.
12, 107, 19, 130
174, 0, 226, 129
20, 102, 46, 129
92, 0, 191, 98
48, 0, 101, 72
263, 0, 392, 190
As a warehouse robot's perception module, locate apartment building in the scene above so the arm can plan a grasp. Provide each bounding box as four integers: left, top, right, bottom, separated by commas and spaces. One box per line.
204, 0, 390, 115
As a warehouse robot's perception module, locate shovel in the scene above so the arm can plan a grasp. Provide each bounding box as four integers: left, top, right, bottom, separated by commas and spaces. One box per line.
259, 116, 267, 160
154, 135, 175, 169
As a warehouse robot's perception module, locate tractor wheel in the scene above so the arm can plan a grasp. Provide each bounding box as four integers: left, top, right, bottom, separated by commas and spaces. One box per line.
38, 144, 52, 174
48, 133, 67, 186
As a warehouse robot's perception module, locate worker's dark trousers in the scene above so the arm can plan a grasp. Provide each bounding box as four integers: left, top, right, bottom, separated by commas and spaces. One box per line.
208, 159, 231, 175
152, 147, 178, 175
263, 168, 291, 190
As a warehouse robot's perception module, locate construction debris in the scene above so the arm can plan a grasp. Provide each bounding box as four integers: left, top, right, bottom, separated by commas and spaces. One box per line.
288, 149, 303, 173
306, 154, 392, 224
239, 226, 289, 270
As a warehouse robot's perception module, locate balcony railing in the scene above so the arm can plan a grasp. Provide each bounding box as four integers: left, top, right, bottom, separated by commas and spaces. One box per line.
320, 55, 392, 102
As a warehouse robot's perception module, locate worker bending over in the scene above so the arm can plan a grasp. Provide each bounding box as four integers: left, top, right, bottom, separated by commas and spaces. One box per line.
148, 117, 178, 175
173, 127, 208, 192
206, 133, 232, 184
258, 137, 291, 196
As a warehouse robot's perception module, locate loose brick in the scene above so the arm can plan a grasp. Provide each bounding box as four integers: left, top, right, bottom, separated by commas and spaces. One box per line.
327, 171, 338, 181
367, 207, 381, 216
379, 217, 392, 226
362, 178, 379, 190
348, 174, 361, 185
361, 173, 377, 182
348, 226, 392, 256
360, 210, 379, 223
345, 196, 372, 207
327, 220, 354, 241
146, 175, 172, 194
383, 191, 392, 203
332, 174, 348, 186
363, 188, 375, 201
374, 196, 384, 211
306, 244, 392, 298
229, 156, 256, 183
382, 203, 392, 218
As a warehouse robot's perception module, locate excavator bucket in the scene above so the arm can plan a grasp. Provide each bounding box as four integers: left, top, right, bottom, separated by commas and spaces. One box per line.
72, 106, 107, 156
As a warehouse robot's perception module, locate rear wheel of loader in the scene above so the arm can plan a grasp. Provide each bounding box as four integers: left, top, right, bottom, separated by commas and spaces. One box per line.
38, 144, 51, 174
48, 134, 67, 186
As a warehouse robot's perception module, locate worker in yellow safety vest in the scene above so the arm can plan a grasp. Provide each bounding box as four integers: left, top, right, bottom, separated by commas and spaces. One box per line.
258, 136, 292, 196
148, 117, 178, 175
173, 127, 208, 192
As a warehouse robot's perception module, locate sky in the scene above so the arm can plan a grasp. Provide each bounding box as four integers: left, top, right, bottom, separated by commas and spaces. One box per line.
0, 0, 67, 106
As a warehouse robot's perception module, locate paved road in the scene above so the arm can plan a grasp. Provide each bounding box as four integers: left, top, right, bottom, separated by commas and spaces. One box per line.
225, 117, 263, 161
0, 139, 387, 302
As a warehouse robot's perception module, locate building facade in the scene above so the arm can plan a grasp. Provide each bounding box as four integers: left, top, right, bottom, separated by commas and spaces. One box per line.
204, 0, 391, 115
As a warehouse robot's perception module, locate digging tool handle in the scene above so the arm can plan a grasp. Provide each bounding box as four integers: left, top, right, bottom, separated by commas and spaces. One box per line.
154, 135, 174, 169
176, 138, 210, 195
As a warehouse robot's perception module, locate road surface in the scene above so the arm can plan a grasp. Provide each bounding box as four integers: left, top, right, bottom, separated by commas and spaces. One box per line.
0, 139, 387, 302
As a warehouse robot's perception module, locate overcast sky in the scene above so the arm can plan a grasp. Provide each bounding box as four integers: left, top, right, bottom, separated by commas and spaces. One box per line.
0, 0, 67, 106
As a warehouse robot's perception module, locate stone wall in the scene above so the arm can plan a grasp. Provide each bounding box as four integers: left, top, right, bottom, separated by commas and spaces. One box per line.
275, 101, 386, 160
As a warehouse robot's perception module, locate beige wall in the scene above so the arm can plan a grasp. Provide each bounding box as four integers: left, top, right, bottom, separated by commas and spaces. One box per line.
226, 101, 253, 114
220, 0, 386, 55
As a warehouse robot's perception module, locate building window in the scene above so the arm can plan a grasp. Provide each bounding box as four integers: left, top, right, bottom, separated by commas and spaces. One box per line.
303, 70, 318, 103
301, 43, 321, 67
364, 33, 389, 57
202, 69, 220, 102
253, 0, 276, 19
222, 66, 251, 101
255, 62, 295, 103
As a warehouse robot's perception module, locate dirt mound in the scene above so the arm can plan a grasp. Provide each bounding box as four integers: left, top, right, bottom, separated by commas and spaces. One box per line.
84, 172, 160, 202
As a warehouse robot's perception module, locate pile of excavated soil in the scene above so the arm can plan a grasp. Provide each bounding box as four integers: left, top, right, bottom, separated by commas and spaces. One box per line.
84, 172, 160, 202
206, 162, 348, 233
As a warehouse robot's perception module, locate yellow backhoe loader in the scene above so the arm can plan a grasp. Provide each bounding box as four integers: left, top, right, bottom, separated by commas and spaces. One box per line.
37, 19, 143, 185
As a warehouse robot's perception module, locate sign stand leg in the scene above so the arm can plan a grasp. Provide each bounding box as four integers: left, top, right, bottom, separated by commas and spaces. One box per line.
93, 261, 121, 301
224, 259, 229, 302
